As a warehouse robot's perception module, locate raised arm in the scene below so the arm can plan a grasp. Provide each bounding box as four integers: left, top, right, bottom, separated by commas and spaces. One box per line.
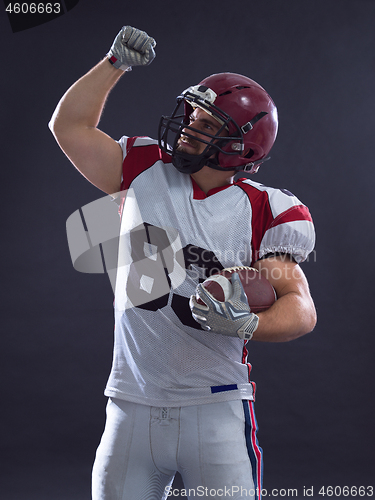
48, 26, 156, 195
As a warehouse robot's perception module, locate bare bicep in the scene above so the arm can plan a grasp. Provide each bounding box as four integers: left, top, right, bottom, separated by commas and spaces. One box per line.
254, 256, 311, 299
52, 125, 123, 195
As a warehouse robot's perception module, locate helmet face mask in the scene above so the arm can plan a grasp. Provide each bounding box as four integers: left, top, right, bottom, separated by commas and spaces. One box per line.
158, 73, 278, 175
159, 93, 244, 174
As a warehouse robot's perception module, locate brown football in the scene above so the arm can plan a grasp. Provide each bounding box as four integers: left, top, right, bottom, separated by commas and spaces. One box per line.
198, 266, 276, 313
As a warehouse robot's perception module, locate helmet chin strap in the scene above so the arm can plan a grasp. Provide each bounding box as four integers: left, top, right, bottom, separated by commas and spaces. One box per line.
172, 149, 271, 175
172, 152, 238, 174
171, 150, 209, 174
171, 136, 235, 174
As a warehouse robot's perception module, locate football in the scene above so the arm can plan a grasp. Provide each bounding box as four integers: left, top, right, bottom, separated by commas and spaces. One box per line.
197, 266, 276, 313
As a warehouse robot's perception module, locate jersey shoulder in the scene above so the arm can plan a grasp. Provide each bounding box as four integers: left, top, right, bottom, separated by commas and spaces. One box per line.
117, 135, 159, 158
117, 136, 172, 191
235, 178, 315, 264
235, 178, 309, 219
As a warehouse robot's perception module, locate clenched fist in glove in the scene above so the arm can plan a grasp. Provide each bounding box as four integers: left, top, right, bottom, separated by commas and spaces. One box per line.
107, 26, 156, 71
189, 273, 259, 341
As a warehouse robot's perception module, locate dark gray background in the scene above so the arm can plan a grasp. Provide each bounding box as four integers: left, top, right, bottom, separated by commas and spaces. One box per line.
1, 0, 374, 498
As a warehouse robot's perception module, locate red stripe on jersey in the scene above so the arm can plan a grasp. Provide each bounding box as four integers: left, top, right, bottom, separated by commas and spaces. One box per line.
242, 344, 252, 380
191, 177, 206, 200
191, 177, 233, 199
269, 204, 313, 228
242, 342, 248, 364
242, 342, 256, 399
235, 181, 274, 265
118, 138, 171, 217
120, 137, 172, 191
125, 136, 137, 155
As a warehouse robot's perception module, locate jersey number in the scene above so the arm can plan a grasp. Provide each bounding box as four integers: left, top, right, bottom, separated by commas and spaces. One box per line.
126, 223, 224, 328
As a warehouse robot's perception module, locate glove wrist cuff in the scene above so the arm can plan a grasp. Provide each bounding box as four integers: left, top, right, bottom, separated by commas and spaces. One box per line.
238, 314, 259, 341
107, 53, 132, 72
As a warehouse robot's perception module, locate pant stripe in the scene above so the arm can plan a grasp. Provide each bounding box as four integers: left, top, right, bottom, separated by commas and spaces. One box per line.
242, 400, 263, 499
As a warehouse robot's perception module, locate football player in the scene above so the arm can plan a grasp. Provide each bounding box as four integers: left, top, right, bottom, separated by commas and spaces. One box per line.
49, 26, 317, 500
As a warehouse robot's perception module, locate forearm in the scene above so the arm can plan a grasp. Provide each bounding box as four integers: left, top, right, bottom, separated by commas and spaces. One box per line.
252, 291, 317, 342
49, 58, 124, 135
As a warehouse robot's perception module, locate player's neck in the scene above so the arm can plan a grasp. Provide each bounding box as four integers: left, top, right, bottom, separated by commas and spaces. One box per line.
190, 166, 236, 195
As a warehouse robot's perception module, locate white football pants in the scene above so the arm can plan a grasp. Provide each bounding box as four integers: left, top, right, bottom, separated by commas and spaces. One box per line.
92, 398, 263, 500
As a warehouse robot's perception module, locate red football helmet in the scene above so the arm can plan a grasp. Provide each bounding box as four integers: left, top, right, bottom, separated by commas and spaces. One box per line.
158, 72, 278, 174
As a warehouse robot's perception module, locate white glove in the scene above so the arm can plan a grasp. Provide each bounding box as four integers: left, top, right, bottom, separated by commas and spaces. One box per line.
189, 273, 259, 341
107, 26, 156, 71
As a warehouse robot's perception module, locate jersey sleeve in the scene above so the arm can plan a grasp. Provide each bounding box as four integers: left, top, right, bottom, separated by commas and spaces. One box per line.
258, 187, 315, 264
237, 180, 315, 264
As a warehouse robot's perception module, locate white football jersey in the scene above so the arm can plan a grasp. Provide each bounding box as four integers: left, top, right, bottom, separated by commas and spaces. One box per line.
104, 136, 315, 407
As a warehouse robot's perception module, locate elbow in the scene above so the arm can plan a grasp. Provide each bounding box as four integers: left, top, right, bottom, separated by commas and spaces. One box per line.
48, 113, 71, 146
48, 103, 67, 138
296, 292, 317, 338
283, 304, 317, 342
309, 308, 318, 333
295, 305, 317, 340
306, 299, 318, 334
48, 117, 55, 135
48, 108, 59, 136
